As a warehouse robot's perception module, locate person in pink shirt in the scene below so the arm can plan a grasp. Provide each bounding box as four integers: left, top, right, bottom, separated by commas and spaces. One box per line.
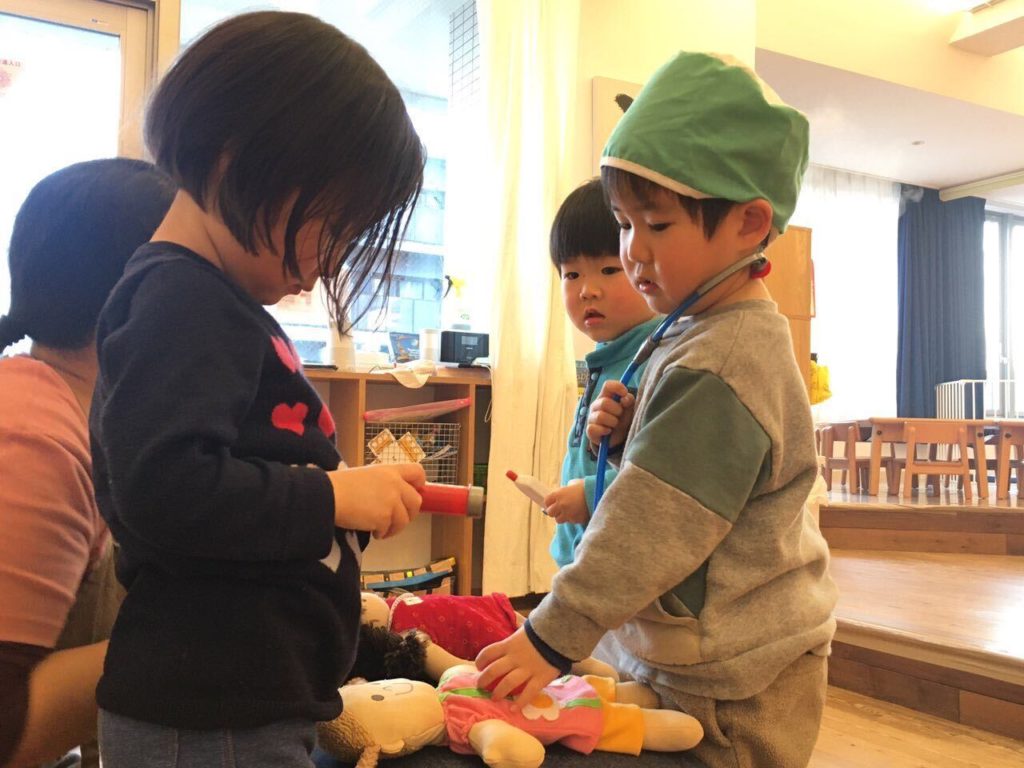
0, 158, 174, 768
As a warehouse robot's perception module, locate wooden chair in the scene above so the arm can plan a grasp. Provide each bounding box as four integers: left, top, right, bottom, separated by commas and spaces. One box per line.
901, 419, 972, 500
994, 420, 1024, 501
866, 417, 907, 496
818, 421, 871, 494
943, 420, 994, 500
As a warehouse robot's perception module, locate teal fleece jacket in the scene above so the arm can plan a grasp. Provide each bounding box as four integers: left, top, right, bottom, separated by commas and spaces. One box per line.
550, 316, 662, 568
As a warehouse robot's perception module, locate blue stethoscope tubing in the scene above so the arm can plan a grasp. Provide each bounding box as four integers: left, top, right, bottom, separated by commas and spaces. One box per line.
591, 253, 768, 505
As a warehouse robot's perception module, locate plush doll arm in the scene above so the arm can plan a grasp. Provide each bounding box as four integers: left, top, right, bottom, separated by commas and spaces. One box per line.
467, 719, 545, 768
569, 656, 618, 680
611, 680, 660, 708
420, 633, 470, 681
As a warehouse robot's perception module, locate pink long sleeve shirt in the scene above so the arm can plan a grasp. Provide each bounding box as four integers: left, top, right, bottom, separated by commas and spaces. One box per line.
0, 355, 109, 648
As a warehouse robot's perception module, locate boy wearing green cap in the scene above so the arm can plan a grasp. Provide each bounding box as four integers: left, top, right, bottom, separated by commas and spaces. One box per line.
477, 52, 837, 768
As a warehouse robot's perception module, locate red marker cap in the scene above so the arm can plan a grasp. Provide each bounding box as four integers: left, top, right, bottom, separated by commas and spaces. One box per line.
506, 470, 518, 481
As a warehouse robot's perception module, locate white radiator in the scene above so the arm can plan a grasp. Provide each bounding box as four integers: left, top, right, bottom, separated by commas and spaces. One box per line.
935, 379, 1020, 419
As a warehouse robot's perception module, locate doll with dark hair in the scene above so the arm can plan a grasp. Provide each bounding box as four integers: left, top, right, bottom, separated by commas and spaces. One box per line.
349, 592, 617, 686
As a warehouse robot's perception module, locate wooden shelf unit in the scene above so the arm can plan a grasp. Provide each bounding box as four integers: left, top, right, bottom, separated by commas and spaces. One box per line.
763, 225, 813, 390
305, 366, 491, 595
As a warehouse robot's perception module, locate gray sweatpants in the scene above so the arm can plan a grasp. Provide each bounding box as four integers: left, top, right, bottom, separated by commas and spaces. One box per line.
650, 653, 828, 768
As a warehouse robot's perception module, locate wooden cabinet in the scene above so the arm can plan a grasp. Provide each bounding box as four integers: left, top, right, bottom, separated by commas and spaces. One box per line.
305, 366, 491, 595
763, 226, 813, 390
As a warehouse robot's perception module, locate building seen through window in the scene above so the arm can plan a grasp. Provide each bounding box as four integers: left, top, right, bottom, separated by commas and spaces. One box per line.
179, 0, 473, 363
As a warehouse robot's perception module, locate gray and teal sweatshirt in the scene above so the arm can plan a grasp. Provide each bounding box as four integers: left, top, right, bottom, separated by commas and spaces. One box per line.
551, 316, 663, 568
528, 299, 837, 700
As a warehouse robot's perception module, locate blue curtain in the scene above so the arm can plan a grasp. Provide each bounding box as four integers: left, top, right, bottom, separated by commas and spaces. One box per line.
897, 186, 986, 417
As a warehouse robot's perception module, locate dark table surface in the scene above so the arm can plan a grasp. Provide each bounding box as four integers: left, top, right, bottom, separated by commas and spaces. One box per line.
314, 745, 706, 767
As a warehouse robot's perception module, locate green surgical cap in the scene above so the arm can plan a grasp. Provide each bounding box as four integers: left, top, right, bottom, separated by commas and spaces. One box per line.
601, 51, 809, 235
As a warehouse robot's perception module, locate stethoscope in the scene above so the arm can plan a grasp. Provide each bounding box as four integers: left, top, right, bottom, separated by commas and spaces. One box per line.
592, 252, 769, 504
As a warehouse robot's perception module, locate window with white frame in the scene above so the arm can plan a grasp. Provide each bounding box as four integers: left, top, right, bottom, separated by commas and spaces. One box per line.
179, 0, 474, 364
789, 166, 901, 422
982, 210, 1024, 416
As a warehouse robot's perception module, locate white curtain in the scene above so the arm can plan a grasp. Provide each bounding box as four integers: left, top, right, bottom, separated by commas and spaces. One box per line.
470, 0, 581, 595
790, 165, 900, 422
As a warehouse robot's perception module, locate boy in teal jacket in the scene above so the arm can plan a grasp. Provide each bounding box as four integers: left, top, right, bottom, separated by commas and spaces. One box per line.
544, 179, 660, 567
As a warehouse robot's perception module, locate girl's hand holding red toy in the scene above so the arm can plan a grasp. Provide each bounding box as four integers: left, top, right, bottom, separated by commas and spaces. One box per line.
329, 463, 425, 539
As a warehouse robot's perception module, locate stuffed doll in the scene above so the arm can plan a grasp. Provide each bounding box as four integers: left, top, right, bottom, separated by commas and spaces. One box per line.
359, 591, 618, 681
318, 664, 702, 768
362, 590, 521, 661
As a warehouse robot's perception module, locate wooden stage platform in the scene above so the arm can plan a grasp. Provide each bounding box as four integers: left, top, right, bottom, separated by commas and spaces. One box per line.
822, 487, 1024, 742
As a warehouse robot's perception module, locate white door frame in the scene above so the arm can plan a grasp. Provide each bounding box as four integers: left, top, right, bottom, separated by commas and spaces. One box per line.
0, 0, 155, 157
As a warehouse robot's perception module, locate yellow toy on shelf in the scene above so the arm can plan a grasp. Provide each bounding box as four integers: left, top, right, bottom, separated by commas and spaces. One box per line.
809, 355, 831, 405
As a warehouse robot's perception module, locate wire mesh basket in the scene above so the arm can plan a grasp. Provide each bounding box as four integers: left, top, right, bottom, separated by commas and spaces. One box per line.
364, 421, 461, 484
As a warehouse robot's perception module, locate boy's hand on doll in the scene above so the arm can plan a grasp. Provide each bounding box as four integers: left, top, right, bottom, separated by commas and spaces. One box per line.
329, 463, 425, 539
586, 380, 634, 450
475, 627, 559, 712
543, 480, 589, 524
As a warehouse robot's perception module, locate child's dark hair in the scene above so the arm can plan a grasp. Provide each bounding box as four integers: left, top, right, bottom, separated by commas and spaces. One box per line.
145, 11, 425, 330
0, 158, 175, 353
601, 166, 737, 240
550, 178, 620, 270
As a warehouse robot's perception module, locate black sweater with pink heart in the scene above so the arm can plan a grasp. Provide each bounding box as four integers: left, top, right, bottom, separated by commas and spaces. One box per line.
90, 242, 364, 729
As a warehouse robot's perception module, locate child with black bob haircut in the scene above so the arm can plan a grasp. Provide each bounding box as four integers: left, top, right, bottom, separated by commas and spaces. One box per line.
544, 179, 659, 568
90, 12, 428, 767
477, 52, 837, 768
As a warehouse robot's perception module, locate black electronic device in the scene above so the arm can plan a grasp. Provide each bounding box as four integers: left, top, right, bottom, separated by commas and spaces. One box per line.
440, 330, 489, 365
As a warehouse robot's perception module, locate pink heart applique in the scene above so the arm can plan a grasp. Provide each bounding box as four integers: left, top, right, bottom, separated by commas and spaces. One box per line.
271, 335, 301, 374
271, 402, 308, 436
318, 405, 336, 437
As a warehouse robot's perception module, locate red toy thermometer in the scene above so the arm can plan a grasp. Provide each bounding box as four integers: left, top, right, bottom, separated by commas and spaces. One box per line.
418, 483, 485, 518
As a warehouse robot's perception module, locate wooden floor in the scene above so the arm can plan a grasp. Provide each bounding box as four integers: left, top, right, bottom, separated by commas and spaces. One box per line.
830, 550, 1024, 665
811, 687, 1024, 767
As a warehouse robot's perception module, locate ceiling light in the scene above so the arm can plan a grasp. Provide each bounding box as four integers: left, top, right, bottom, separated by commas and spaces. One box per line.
939, 169, 1024, 201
